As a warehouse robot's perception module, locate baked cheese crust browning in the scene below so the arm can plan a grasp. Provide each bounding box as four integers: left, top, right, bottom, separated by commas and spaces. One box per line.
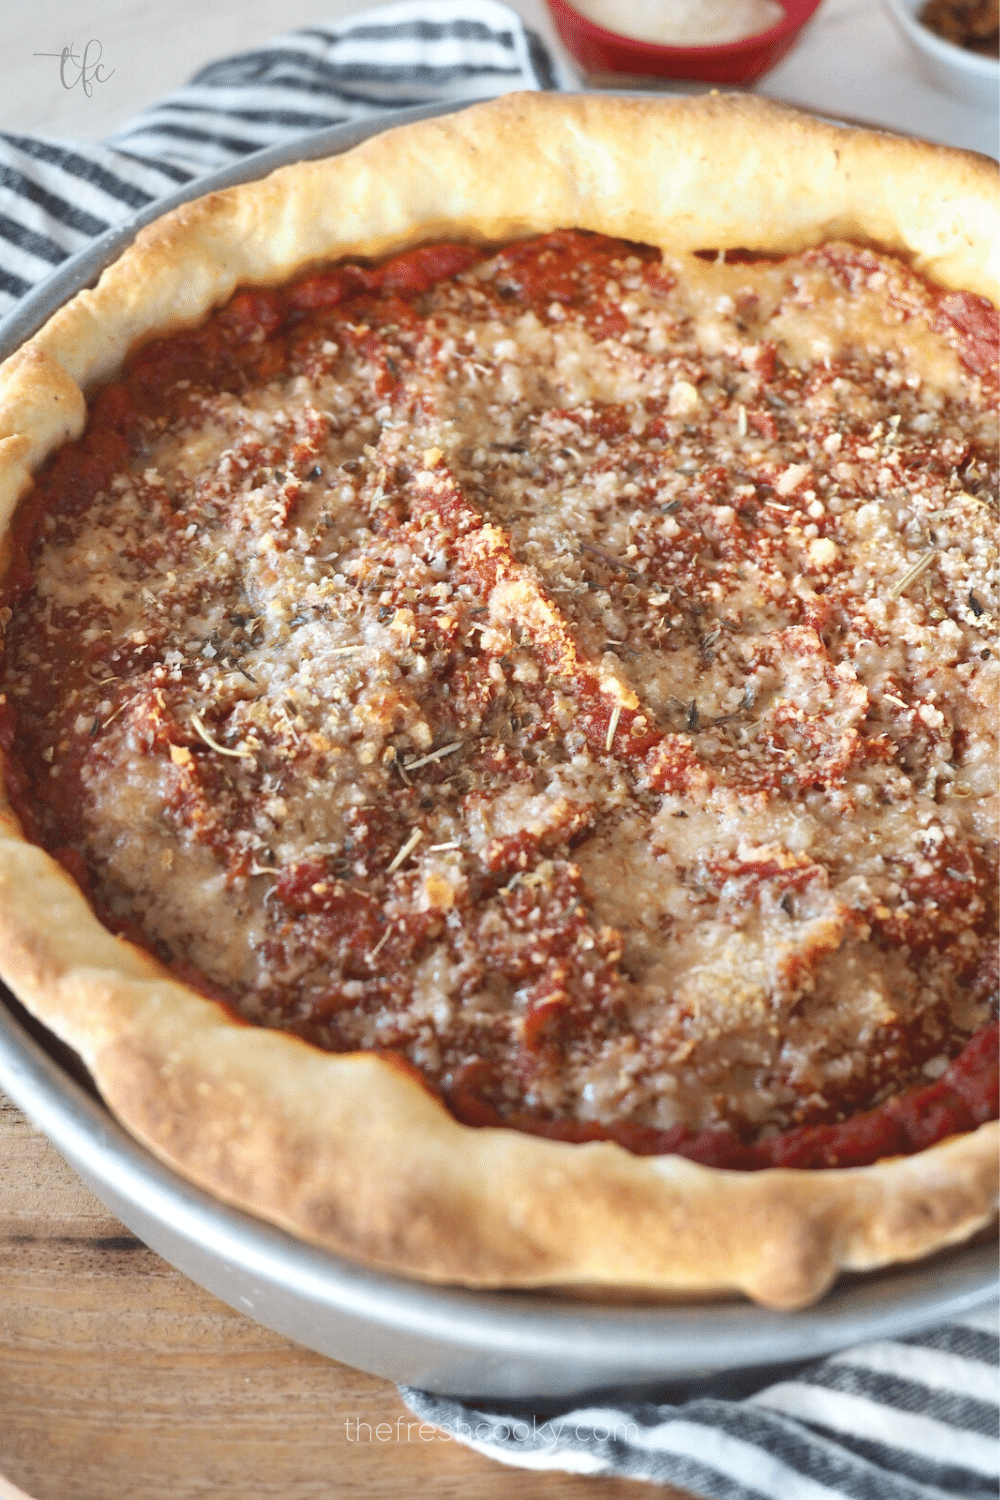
0, 95, 996, 1306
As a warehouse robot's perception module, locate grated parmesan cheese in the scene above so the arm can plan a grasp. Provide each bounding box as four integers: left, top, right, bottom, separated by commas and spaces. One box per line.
571, 0, 785, 46
3, 233, 996, 1141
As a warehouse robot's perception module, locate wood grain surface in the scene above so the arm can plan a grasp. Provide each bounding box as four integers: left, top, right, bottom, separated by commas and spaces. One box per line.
0, 1093, 700, 1500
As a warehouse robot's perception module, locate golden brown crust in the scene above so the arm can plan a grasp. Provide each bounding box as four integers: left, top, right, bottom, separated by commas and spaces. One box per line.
0, 93, 997, 1309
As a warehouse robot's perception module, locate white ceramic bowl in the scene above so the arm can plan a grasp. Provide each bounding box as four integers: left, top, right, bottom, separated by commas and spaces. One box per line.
882, 0, 999, 109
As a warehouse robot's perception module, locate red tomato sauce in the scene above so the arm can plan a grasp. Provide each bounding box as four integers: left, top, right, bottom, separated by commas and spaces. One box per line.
1, 230, 996, 1168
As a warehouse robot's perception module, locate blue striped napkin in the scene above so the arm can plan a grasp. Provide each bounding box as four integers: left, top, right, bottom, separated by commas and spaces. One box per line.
0, 6, 997, 1493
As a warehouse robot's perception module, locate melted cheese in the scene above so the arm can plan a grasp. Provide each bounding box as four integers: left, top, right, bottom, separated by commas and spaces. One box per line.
4, 237, 997, 1137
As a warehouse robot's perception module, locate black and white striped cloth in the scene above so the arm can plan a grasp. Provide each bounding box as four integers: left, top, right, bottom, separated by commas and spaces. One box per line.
0, 0, 567, 315
1, 6, 997, 1494
402, 1303, 1000, 1497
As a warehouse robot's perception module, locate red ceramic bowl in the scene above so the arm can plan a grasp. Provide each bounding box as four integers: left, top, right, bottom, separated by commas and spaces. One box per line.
546, 0, 824, 85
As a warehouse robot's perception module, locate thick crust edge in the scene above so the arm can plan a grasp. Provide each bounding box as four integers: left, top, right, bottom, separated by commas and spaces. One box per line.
0, 93, 997, 1309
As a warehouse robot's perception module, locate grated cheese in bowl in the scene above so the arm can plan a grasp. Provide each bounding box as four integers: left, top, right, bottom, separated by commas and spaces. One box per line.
568, 0, 786, 46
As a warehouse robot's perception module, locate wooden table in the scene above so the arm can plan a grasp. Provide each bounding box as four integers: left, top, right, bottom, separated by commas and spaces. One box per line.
0, 1093, 699, 1500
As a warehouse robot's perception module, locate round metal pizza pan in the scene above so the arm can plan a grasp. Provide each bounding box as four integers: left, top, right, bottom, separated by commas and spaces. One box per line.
1, 992, 996, 1400
1, 106, 997, 1401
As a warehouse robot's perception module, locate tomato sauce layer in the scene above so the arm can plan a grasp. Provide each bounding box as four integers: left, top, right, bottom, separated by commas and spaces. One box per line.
1, 229, 997, 1169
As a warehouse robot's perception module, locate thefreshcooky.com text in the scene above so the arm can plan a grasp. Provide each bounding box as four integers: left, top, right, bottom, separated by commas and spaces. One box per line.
343, 1415, 638, 1445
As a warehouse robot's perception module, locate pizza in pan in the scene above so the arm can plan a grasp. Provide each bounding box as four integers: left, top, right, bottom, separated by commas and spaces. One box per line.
0, 94, 996, 1310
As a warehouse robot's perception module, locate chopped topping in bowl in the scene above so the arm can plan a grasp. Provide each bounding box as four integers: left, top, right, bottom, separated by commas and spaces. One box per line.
919, 0, 999, 55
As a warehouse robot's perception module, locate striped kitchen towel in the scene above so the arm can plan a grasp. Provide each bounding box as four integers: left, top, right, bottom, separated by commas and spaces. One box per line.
1, 6, 998, 1495
401, 1303, 1000, 1497
0, 0, 571, 315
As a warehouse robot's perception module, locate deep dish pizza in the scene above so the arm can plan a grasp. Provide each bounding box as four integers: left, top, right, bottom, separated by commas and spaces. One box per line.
0, 94, 996, 1309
